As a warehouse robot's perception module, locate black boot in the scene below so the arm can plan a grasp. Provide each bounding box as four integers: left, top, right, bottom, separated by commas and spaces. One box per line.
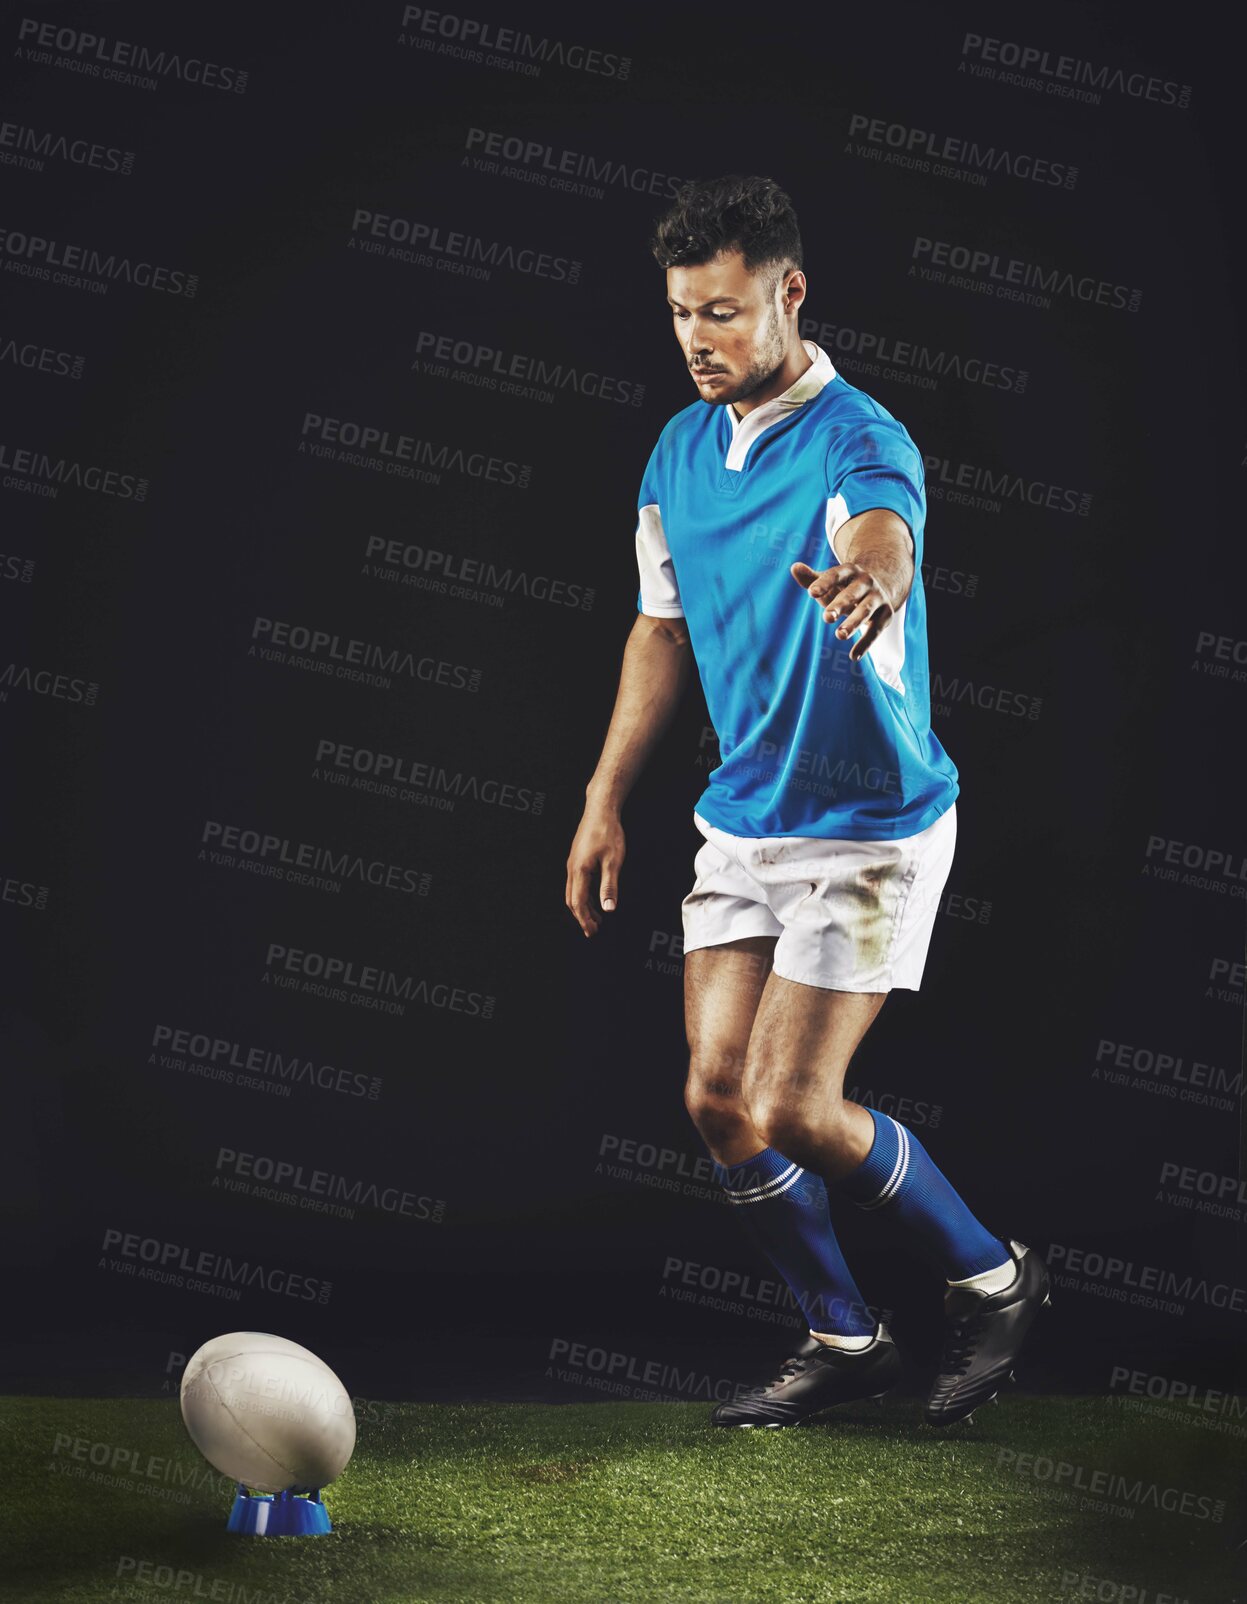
925, 1239, 1052, 1426
711, 1327, 901, 1428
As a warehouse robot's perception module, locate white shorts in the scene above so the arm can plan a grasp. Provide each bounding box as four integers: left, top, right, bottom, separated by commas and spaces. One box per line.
680, 803, 957, 993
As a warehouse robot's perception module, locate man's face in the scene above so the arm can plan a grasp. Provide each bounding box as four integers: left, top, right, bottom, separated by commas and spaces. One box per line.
666, 248, 797, 408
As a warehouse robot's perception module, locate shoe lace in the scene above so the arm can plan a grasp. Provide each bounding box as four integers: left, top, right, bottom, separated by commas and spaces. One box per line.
759, 1353, 808, 1393
940, 1311, 988, 1377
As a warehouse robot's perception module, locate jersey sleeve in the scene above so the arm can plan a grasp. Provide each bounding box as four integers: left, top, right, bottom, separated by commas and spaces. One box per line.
634, 439, 684, 617
824, 414, 926, 565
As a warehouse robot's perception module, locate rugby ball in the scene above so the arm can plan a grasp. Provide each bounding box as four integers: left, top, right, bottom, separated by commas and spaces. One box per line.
180, 1331, 356, 1492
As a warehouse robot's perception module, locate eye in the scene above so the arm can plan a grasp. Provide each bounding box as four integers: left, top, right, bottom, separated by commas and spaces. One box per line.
672, 310, 735, 322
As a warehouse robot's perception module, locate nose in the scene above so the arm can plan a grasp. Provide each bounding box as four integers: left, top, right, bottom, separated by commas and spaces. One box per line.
682, 315, 715, 361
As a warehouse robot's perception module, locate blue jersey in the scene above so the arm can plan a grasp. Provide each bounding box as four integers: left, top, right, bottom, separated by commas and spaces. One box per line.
635, 339, 958, 840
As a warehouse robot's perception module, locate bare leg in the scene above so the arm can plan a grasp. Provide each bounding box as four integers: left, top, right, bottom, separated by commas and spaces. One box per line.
684, 950, 905, 1424
741, 974, 888, 1182
682, 935, 777, 1166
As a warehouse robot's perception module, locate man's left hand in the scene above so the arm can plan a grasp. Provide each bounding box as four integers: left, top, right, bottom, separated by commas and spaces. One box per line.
789, 560, 899, 663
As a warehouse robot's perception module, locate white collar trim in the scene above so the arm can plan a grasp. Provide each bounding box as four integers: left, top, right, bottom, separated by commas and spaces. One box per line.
724, 339, 836, 470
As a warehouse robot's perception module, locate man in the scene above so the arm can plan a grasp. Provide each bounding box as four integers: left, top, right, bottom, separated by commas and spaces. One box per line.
565, 174, 1049, 1428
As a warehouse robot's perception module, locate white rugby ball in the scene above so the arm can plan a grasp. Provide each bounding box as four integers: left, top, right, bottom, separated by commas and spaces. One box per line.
180, 1331, 356, 1492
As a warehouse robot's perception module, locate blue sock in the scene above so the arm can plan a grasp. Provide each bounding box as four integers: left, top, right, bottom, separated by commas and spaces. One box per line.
835, 1110, 1010, 1281
715, 1147, 877, 1338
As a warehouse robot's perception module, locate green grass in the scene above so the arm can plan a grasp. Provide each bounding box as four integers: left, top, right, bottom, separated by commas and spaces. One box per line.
1, 1395, 1238, 1603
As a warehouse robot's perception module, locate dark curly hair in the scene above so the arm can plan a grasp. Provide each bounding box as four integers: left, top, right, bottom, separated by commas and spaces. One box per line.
649, 174, 803, 293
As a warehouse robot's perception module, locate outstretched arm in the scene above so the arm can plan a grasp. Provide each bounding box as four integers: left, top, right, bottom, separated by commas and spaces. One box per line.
789, 507, 915, 663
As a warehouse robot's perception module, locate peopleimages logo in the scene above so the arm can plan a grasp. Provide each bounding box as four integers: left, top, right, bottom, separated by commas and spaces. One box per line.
958, 31, 1192, 110
349, 209, 581, 285
413, 330, 644, 406
0, 663, 99, 705
1192, 628, 1247, 686
1092, 1035, 1241, 1113
313, 737, 545, 815
0, 119, 135, 176
397, 6, 631, 80
1, 872, 49, 911
800, 314, 1027, 395
911, 237, 1142, 314
51, 1432, 234, 1502
1158, 1160, 1247, 1223
546, 1338, 753, 1405
212, 1146, 446, 1223
996, 1447, 1223, 1522
98, 1228, 331, 1304
1047, 1241, 1247, 1314
14, 18, 250, 93
362, 534, 593, 612
0, 440, 148, 499
0, 551, 36, 581
661, 1255, 889, 1334
847, 112, 1077, 189
923, 455, 1092, 517
463, 127, 690, 201
298, 411, 531, 488
0, 335, 83, 382
0, 224, 198, 296
263, 941, 497, 1020
150, 1023, 382, 1100
250, 615, 481, 694
1110, 1364, 1247, 1435
1060, 1569, 1191, 1604
1141, 834, 1247, 898
712, 732, 901, 801
928, 672, 1042, 721
199, 818, 431, 896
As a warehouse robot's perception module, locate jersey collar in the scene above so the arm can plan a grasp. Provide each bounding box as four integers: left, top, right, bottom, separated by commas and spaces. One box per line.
723, 339, 836, 470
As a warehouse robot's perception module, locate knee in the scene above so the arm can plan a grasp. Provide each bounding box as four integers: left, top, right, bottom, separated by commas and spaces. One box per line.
684, 1052, 751, 1144
745, 1078, 857, 1167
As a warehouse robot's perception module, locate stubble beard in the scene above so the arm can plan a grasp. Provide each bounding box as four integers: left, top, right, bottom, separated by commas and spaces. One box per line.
698, 308, 787, 410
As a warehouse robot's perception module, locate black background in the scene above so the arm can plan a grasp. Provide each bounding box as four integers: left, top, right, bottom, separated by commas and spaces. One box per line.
2, 0, 1244, 1424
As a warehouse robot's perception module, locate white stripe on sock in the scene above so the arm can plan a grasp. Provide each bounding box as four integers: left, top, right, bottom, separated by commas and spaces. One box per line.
724, 1160, 798, 1200
725, 1164, 805, 1204
860, 1121, 909, 1210
881, 1124, 910, 1201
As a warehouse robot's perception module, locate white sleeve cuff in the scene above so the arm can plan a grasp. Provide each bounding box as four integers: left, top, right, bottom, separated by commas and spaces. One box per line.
635, 503, 684, 617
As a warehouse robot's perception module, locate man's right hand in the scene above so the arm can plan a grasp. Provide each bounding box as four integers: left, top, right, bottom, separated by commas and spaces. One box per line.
565, 805, 626, 938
